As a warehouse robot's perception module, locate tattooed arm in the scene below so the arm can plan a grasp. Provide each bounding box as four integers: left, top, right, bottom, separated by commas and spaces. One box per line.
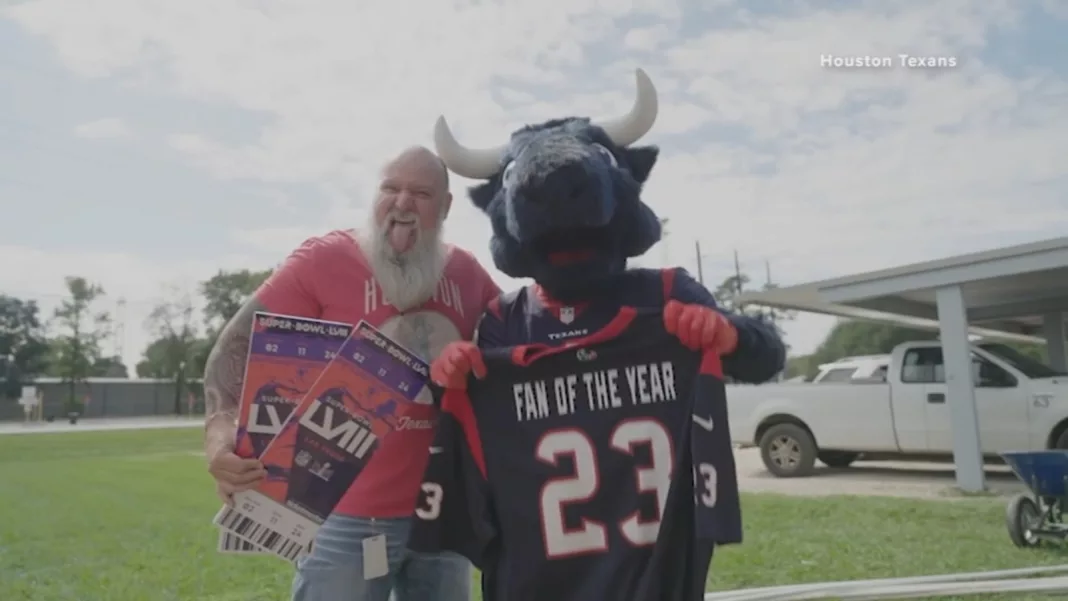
203, 236, 325, 502
202, 236, 325, 457
203, 297, 266, 459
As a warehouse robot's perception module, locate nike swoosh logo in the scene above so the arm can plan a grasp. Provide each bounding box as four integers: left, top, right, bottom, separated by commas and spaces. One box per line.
429, 446, 444, 454
692, 414, 715, 431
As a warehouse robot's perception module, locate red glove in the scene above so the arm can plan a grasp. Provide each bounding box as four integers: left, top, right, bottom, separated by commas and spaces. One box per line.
663, 300, 738, 354
430, 342, 488, 389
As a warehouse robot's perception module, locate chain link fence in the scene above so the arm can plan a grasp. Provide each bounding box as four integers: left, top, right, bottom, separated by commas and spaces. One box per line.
0, 377, 205, 422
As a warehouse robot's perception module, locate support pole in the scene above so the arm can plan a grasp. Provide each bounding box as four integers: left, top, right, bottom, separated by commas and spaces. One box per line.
935, 284, 985, 493
1041, 311, 1067, 372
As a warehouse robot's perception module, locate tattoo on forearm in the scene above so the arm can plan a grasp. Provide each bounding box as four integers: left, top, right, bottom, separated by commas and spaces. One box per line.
204, 299, 264, 421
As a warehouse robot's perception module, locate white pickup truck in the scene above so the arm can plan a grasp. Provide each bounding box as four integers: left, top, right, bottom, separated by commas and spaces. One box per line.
728, 340, 1068, 477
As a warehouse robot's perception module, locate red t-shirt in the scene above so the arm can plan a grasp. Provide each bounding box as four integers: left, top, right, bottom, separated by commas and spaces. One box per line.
256, 229, 500, 517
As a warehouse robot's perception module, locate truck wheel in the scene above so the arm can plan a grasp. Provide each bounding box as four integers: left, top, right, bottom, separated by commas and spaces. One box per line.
759, 423, 817, 478
818, 451, 859, 468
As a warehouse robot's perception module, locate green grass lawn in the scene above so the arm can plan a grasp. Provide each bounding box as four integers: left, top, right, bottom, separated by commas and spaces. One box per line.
1, 427, 1066, 601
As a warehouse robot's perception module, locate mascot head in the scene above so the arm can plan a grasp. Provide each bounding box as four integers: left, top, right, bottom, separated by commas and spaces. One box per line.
434, 69, 662, 299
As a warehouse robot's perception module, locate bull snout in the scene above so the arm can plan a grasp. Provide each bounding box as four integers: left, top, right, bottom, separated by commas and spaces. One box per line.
519, 162, 591, 206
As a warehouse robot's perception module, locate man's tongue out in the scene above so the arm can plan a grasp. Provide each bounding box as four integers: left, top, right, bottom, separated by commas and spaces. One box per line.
388, 219, 418, 253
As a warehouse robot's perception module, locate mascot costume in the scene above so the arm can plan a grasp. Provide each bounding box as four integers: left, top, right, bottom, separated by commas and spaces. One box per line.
430, 69, 785, 385
417, 70, 787, 601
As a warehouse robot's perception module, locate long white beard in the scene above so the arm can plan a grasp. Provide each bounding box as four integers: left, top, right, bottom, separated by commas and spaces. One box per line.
356, 211, 448, 312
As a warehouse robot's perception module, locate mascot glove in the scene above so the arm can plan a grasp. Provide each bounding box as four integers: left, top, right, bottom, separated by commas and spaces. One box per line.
431, 342, 487, 389
664, 300, 739, 355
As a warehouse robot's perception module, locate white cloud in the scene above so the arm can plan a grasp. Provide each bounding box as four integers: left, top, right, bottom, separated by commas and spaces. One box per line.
648, 101, 714, 136
1044, 0, 1068, 19
228, 226, 336, 257
73, 117, 134, 139
6, 0, 1068, 362
623, 25, 674, 52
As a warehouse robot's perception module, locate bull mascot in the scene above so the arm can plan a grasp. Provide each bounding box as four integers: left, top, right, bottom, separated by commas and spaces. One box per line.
430, 69, 785, 387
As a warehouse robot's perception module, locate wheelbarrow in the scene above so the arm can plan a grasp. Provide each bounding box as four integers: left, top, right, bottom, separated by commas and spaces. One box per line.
1001, 450, 1068, 548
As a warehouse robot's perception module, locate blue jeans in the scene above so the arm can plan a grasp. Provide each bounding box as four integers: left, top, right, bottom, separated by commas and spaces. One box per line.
291, 514, 471, 601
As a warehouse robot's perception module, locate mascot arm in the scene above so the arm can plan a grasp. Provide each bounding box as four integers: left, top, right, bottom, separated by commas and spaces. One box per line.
670, 268, 786, 384
429, 308, 499, 398
472, 299, 509, 350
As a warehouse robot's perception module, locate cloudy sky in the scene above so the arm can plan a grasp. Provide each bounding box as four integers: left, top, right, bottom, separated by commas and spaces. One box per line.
2, 0, 1067, 374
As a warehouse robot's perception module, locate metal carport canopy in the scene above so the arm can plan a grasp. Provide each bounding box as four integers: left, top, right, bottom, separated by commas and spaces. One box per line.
734, 236, 1068, 494
735, 236, 1068, 343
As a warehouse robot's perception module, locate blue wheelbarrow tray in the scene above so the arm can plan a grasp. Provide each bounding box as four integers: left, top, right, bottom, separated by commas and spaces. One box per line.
1001, 450, 1068, 547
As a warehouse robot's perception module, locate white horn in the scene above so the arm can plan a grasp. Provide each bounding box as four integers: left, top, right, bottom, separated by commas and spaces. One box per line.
433, 116, 505, 180
595, 68, 659, 147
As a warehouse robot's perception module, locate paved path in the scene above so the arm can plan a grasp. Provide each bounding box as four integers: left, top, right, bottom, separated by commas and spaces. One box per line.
733, 447, 1026, 500
0, 416, 202, 436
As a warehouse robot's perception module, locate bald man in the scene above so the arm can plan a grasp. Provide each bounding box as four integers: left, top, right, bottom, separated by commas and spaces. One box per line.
204, 146, 500, 601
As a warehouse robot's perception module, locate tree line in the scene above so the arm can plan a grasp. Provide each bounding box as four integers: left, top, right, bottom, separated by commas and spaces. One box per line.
784, 321, 1046, 380
0, 269, 271, 408
0, 265, 1048, 408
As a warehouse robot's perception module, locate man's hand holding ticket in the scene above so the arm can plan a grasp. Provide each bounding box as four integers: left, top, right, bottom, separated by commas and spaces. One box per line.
213, 312, 352, 555
214, 320, 431, 562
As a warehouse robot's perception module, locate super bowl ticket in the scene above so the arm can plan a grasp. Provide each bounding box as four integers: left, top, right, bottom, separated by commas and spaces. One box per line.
216, 312, 351, 555
213, 321, 430, 563
234, 312, 353, 459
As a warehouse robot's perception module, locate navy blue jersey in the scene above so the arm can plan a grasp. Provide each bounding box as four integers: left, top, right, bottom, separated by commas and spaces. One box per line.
472, 267, 786, 386
476, 268, 683, 351
410, 309, 741, 601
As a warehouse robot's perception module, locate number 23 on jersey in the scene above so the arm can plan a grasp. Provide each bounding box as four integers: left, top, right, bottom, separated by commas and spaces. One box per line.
415, 417, 718, 560
536, 417, 717, 558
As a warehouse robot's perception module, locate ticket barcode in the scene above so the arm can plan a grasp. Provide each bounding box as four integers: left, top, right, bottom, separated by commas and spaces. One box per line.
217, 530, 266, 554
216, 505, 306, 563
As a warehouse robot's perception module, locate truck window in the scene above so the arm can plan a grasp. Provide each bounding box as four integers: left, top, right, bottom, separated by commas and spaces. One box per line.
901, 347, 1017, 387
974, 358, 1017, 388
901, 348, 942, 383
977, 343, 1064, 378
816, 367, 857, 383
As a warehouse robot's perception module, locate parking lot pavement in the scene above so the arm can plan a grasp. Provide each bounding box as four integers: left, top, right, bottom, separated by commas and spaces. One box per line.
0, 418, 1029, 499
733, 447, 1027, 500
0, 416, 202, 436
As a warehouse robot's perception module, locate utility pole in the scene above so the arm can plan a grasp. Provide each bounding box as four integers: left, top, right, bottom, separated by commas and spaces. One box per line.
765, 259, 773, 287
733, 249, 743, 295
694, 241, 705, 285
113, 298, 126, 359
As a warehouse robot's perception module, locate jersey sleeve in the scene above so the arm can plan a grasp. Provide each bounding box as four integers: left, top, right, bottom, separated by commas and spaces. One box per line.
254, 236, 326, 316
692, 351, 743, 545
667, 268, 785, 384
473, 287, 526, 349
408, 389, 498, 568
473, 304, 507, 349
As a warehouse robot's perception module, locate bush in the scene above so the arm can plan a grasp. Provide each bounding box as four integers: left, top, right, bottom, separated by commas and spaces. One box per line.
64, 395, 84, 415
